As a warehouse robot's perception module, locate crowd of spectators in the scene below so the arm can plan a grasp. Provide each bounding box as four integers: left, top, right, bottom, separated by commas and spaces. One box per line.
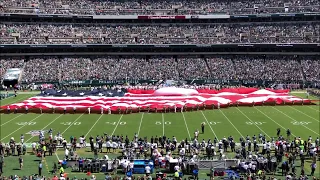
0, 58, 25, 79
301, 58, 320, 82
1, 56, 319, 83
0, 23, 319, 44
0, 0, 319, 15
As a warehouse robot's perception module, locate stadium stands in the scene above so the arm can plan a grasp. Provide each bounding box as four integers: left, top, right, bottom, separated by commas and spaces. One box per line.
1, 0, 319, 15
0, 58, 25, 78
1, 56, 318, 83
1, 23, 319, 44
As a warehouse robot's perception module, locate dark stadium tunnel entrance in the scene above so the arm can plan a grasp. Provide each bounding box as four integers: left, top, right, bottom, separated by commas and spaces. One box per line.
3, 79, 18, 87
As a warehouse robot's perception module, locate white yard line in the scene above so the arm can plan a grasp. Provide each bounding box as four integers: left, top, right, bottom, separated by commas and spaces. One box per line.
236, 107, 271, 139
162, 113, 165, 136
55, 151, 60, 161
137, 113, 144, 136
288, 106, 319, 122
254, 107, 296, 137
1, 114, 24, 126
219, 109, 244, 139
307, 106, 320, 112
84, 114, 103, 138
0, 94, 33, 106
200, 111, 219, 139
272, 107, 319, 136
55, 113, 85, 161
111, 114, 124, 136
61, 113, 85, 134
181, 112, 192, 140
1, 114, 43, 141
25, 114, 63, 143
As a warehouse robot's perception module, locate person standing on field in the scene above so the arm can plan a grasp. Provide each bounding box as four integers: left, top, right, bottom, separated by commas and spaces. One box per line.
38, 162, 43, 176
19, 155, 23, 170
201, 123, 205, 134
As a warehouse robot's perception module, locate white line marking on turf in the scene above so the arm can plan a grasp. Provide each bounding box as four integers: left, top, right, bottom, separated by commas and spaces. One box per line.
219, 109, 244, 139
1, 114, 24, 126
55, 151, 60, 161
85, 114, 103, 138
254, 107, 296, 137
272, 107, 319, 136
0, 95, 33, 106
111, 114, 124, 136
307, 106, 320, 112
181, 112, 192, 140
200, 111, 218, 139
137, 113, 144, 136
236, 108, 271, 139
1, 114, 43, 141
61, 113, 85, 134
55, 113, 85, 161
288, 106, 319, 122
162, 113, 165, 136
25, 114, 63, 143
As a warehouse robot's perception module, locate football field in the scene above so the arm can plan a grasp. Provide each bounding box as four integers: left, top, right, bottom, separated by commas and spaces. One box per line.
0, 93, 319, 178
1, 94, 319, 145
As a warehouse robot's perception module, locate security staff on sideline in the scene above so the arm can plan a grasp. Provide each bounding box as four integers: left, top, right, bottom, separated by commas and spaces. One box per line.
201, 123, 205, 134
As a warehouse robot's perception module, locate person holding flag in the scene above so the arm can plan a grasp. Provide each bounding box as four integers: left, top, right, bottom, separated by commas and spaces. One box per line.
7, 106, 10, 114
25, 106, 29, 114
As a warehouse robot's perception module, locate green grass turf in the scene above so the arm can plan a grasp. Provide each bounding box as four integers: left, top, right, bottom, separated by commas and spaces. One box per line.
0, 92, 319, 178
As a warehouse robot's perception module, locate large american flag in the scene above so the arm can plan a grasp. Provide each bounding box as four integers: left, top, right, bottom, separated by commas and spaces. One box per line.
1, 88, 312, 112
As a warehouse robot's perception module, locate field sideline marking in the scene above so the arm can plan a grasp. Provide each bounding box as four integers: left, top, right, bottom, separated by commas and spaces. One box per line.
200, 111, 219, 139
84, 114, 103, 138
272, 107, 319, 136
0, 114, 24, 126
219, 109, 244, 139
236, 107, 271, 139
137, 113, 144, 136
254, 107, 296, 137
306, 106, 320, 112
25, 114, 63, 143
43, 157, 51, 174
161, 113, 165, 136
181, 112, 192, 140
111, 114, 124, 136
288, 106, 319, 122
0, 114, 43, 141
